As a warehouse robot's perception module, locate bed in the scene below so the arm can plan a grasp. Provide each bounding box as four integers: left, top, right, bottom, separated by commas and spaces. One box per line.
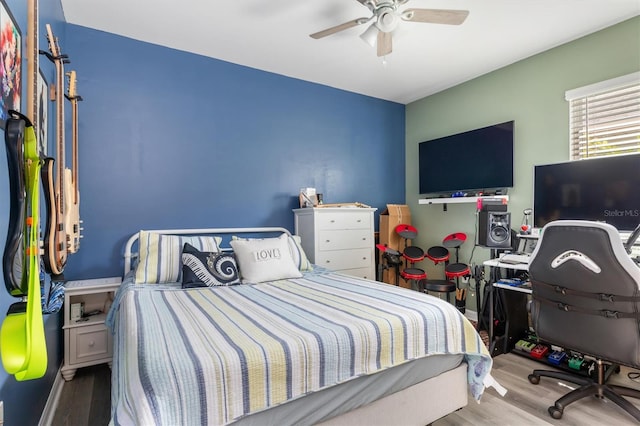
108, 227, 497, 425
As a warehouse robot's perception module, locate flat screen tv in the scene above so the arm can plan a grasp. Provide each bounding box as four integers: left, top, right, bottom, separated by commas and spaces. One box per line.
533, 154, 640, 231
418, 121, 514, 195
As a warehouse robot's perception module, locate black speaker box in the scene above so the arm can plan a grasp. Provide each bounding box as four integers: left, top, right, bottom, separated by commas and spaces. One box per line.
478, 211, 511, 248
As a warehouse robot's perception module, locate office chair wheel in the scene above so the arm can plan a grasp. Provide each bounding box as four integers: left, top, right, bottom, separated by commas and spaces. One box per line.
527, 373, 540, 384
548, 405, 563, 419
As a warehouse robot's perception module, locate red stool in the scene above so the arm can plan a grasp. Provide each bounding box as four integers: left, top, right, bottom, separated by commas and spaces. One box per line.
403, 245, 425, 264
401, 267, 427, 291
442, 232, 469, 312
442, 232, 467, 249
445, 262, 471, 280
395, 224, 418, 240
395, 224, 427, 292
426, 246, 449, 265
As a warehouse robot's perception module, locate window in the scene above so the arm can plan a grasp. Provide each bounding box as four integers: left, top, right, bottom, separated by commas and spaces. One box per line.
565, 72, 640, 160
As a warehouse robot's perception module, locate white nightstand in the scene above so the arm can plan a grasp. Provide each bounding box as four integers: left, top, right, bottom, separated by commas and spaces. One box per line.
61, 277, 122, 381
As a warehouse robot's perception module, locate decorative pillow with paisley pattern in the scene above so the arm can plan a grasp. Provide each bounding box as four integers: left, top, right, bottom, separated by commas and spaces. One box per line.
181, 243, 241, 288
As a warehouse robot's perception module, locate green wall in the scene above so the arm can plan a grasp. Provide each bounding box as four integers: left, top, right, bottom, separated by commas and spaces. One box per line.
405, 16, 640, 312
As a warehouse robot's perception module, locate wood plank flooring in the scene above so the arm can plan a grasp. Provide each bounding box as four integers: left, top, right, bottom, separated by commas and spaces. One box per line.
434, 354, 640, 426
52, 353, 640, 425
51, 364, 111, 426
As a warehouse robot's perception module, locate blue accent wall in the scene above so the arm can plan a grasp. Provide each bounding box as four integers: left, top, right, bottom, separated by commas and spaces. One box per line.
62, 25, 406, 280
0, 5, 404, 420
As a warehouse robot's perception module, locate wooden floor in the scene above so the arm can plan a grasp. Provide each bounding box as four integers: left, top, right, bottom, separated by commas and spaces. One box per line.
52, 353, 640, 425
434, 354, 640, 426
52, 364, 111, 426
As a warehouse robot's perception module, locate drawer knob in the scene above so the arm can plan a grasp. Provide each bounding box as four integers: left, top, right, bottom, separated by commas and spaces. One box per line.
357, 219, 362, 223
88, 340, 95, 347
326, 239, 330, 243
325, 260, 331, 264
330, 220, 335, 223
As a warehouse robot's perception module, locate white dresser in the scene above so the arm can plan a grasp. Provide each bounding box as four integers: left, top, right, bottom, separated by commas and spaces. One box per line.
293, 207, 377, 280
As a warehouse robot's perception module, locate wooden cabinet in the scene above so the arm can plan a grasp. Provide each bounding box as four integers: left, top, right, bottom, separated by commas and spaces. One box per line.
61, 277, 121, 381
293, 207, 377, 280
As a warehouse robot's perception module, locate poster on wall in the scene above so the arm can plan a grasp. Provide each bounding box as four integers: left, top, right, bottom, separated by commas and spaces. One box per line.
0, 0, 21, 130
37, 69, 47, 154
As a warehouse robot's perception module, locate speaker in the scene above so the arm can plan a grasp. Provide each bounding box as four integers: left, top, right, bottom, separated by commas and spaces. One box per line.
478, 211, 511, 248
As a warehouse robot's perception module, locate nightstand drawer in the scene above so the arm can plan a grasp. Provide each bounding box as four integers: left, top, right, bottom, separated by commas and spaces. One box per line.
69, 324, 112, 365
318, 229, 372, 251
315, 248, 372, 270
317, 212, 371, 230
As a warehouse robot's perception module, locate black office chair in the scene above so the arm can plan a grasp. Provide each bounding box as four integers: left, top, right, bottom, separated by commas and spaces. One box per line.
527, 220, 640, 422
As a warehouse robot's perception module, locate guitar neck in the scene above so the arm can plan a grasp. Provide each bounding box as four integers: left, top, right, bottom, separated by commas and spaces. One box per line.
26, 0, 38, 124
55, 59, 65, 208
66, 70, 81, 201
71, 100, 79, 200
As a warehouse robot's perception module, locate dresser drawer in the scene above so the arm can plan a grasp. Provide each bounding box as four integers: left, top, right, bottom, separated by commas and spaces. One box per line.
315, 248, 372, 271
339, 267, 375, 280
69, 324, 112, 365
318, 229, 372, 251
317, 211, 371, 230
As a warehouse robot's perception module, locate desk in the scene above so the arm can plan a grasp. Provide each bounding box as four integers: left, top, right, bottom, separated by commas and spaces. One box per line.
483, 258, 531, 356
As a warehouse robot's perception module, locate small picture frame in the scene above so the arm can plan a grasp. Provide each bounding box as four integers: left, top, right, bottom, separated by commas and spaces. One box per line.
0, 0, 21, 129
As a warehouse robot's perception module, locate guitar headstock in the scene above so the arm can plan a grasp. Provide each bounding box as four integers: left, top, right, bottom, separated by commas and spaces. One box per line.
67, 71, 77, 98
45, 24, 60, 58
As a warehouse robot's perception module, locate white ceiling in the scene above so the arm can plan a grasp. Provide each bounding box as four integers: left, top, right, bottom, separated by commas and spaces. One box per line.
60, 0, 640, 104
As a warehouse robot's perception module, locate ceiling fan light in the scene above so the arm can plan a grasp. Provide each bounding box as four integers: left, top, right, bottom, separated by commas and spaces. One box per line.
360, 23, 378, 47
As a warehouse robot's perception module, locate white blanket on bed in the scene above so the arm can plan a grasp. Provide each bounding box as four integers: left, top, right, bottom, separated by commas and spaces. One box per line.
109, 270, 492, 425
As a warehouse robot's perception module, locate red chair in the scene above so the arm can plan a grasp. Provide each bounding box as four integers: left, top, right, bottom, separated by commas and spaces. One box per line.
424, 243, 456, 302
395, 224, 427, 290
443, 233, 470, 280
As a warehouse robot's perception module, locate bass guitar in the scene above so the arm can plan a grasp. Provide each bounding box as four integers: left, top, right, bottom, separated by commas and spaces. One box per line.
65, 70, 82, 254
42, 24, 70, 277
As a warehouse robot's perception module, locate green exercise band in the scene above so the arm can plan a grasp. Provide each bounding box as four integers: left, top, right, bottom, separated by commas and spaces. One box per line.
1, 115, 47, 380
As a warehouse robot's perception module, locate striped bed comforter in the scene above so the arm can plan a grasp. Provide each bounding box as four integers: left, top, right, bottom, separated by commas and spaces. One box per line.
108, 270, 492, 425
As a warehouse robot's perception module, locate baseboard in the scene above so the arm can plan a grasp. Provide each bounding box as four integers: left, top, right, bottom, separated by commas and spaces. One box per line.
39, 367, 64, 426
465, 309, 478, 323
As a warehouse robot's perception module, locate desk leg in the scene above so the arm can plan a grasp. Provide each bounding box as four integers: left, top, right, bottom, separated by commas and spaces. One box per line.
474, 277, 482, 330
488, 282, 494, 348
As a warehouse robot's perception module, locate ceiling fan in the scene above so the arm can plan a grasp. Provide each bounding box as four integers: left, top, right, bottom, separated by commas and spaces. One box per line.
310, 0, 469, 57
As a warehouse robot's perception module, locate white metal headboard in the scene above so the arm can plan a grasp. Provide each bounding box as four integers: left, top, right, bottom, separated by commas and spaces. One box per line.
123, 227, 292, 275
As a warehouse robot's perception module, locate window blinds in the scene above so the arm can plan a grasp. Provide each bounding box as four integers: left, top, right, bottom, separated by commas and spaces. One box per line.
566, 72, 640, 160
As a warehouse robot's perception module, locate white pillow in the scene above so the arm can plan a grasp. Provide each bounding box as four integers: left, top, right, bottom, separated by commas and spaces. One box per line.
232, 234, 313, 272
230, 233, 303, 283
135, 231, 222, 284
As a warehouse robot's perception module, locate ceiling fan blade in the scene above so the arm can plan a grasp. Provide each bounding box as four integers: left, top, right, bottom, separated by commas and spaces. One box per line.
402, 9, 469, 25
377, 31, 392, 57
356, 0, 376, 8
310, 17, 369, 39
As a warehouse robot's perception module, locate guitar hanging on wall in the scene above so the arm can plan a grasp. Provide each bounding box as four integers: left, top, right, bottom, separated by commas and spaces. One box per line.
65, 70, 82, 254
42, 24, 70, 278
